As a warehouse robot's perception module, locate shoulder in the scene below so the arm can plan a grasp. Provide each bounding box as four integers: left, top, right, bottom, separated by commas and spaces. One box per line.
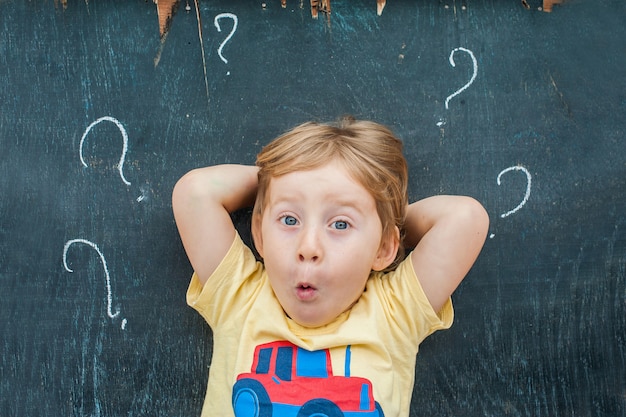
367, 256, 454, 338
187, 232, 266, 315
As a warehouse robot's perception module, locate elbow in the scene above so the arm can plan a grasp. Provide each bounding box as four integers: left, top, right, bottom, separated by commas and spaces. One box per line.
172, 169, 209, 210
462, 196, 490, 241
172, 171, 194, 207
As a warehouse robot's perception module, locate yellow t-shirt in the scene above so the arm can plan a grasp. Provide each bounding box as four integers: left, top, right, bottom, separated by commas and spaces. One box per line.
187, 232, 453, 417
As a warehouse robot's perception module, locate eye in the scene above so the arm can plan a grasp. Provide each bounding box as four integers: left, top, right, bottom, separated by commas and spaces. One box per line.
280, 215, 298, 226
331, 220, 349, 230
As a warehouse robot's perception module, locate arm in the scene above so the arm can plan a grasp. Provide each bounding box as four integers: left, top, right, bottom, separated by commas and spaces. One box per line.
405, 195, 489, 312
172, 164, 259, 285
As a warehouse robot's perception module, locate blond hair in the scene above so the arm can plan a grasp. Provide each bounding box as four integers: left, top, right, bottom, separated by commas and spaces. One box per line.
253, 117, 409, 269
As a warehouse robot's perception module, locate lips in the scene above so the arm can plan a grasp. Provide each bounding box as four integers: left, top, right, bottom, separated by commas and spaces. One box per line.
295, 283, 317, 301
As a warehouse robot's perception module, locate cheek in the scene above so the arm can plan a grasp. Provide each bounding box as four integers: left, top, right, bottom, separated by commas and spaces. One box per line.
263, 229, 289, 254
338, 276, 370, 307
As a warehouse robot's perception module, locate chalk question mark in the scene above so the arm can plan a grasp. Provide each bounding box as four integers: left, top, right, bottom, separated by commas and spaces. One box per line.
79, 116, 131, 186
489, 165, 532, 239
214, 12, 238, 74
436, 47, 478, 127
445, 47, 478, 109
63, 239, 127, 330
497, 165, 532, 218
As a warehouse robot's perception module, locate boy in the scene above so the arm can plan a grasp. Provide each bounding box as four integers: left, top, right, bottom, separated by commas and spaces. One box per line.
172, 117, 489, 417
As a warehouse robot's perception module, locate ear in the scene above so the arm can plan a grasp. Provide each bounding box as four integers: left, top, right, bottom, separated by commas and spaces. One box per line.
251, 211, 265, 258
372, 226, 400, 271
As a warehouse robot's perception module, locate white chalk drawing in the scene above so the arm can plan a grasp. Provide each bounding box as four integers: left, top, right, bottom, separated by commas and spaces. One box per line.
214, 13, 238, 67
497, 165, 532, 218
445, 47, 478, 109
63, 238, 127, 330
79, 116, 131, 186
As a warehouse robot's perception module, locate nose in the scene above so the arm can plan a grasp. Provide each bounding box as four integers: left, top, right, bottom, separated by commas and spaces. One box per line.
297, 225, 322, 262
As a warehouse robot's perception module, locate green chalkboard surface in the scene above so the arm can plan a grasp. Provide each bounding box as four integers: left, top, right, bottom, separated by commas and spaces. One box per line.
1, 0, 625, 415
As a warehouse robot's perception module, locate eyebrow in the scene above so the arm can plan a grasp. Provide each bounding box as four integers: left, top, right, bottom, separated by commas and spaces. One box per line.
327, 195, 369, 214
272, 193, 370, 218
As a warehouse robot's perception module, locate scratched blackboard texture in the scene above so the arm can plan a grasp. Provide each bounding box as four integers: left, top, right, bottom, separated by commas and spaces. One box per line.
1, 0, 625, 416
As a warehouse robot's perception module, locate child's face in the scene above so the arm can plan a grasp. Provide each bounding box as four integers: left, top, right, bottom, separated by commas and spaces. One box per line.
254, 161, 396, 328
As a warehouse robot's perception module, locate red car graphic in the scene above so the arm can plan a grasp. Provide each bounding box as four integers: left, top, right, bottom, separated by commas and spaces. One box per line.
232, 341, 384, 417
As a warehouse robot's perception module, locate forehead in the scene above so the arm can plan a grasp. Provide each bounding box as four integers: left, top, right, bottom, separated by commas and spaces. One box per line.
265, 162, 375, 208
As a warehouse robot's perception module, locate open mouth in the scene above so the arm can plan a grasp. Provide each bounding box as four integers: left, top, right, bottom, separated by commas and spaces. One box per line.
295, 283, 317, 300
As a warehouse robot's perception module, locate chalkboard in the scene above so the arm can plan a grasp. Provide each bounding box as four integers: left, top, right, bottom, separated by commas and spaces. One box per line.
1, 0, 625, 416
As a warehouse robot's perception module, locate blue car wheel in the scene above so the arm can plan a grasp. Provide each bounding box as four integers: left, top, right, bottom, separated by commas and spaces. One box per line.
297, 399, 343, 417
232, 379, 272, 417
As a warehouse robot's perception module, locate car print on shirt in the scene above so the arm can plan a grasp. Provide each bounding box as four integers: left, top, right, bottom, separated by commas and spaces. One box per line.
232, 341, 384, 417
